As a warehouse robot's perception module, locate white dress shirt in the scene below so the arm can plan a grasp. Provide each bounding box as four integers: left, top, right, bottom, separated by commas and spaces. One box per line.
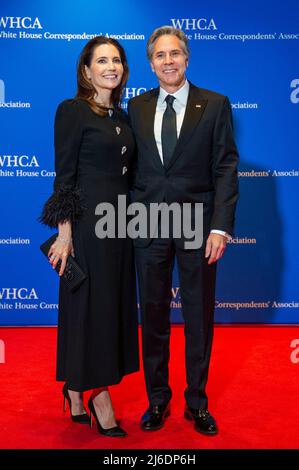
154, 79, 189, 161
154, 79, 229, 239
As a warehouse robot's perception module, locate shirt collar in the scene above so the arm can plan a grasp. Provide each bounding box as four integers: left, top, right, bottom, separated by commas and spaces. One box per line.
158, 79, 190, 107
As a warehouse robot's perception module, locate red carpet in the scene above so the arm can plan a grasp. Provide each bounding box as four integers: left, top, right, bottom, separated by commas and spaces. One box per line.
0, 325, 298, 449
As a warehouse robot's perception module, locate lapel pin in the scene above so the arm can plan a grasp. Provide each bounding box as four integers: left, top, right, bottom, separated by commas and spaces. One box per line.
196, 104, 202, 108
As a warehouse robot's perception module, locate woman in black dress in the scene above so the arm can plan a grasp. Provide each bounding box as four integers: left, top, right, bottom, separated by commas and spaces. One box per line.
40, 37, 139, 437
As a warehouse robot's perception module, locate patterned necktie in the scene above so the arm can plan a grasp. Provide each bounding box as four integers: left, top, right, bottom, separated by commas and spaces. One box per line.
161, 95, 177, 167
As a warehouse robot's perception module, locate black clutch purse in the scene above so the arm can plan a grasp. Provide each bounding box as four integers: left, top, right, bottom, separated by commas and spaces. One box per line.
40, 234, 87, 292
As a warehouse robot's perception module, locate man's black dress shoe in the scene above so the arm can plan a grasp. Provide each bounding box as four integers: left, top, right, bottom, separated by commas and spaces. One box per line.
184, 406, 218, 435
141, 403, 170, 431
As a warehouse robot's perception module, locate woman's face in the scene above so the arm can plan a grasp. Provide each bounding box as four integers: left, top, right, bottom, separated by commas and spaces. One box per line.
85, 43, 124, 93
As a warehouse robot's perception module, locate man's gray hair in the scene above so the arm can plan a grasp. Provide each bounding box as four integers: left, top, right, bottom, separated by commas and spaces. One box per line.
147, 26, 190, 60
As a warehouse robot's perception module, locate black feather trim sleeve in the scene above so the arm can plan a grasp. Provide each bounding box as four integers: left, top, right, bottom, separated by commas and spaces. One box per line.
39, 184, 86, 228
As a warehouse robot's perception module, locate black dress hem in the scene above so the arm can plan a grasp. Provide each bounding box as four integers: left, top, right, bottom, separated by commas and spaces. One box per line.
56, 365, 140, 392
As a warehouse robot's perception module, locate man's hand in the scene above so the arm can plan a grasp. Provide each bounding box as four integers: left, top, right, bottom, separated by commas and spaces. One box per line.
205, 233, 227, 265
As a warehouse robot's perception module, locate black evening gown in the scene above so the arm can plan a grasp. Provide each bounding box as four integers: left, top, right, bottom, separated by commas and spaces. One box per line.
40, 99, 139, 391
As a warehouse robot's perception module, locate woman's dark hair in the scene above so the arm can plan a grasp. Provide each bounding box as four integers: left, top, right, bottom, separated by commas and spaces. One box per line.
76, 36, 129, 116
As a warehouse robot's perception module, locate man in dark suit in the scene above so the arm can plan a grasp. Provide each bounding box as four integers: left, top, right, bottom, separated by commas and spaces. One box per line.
128, 26, 239, 435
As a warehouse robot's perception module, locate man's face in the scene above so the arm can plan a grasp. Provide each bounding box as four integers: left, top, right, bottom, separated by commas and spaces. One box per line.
150, 34, 188, 92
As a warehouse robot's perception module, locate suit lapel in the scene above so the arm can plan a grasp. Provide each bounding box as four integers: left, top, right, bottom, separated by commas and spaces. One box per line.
165, 84, 208, 171
141, 88, 164, 172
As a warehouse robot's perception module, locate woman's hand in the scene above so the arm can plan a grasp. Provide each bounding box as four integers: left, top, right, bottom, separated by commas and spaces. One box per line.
47, 222, 74, 276
48, 237, 74, 276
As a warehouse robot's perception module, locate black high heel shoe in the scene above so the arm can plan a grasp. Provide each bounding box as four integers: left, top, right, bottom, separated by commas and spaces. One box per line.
88, 396, 127, 437
62, 383, 90, 424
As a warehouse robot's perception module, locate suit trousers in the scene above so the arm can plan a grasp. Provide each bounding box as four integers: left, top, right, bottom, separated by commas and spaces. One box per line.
136, 235, 217, 410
